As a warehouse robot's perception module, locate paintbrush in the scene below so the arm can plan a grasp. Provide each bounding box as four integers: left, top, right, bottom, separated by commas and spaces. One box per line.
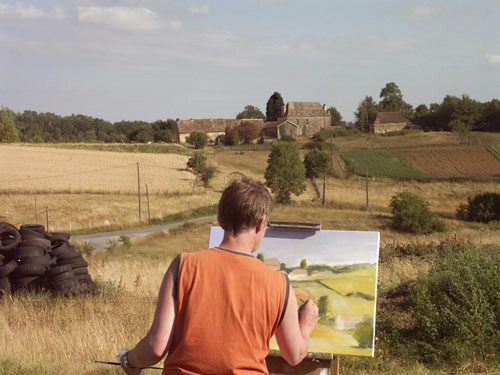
94, 360, 163, 370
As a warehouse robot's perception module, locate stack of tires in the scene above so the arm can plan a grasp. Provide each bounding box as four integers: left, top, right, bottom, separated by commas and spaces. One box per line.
0, 222, 96, 297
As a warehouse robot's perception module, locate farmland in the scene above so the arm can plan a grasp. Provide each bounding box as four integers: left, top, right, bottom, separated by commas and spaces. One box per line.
1, 132, 500, 374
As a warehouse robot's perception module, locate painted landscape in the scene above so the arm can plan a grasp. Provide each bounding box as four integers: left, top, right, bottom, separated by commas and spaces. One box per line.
209, 227, 380, 357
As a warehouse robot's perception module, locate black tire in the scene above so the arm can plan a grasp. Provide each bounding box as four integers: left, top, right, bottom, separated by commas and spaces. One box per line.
20, 238, 51, 249
52, 232, 70, 241
59, 257, 87, 267
20, 224, 46, 232
50, 270, 75, 282
0, 253, 4, 262
50, 242, 70, 257
12, 263, 47, 277
12, 276, 45, 289
0, 223, 22, 251
77, 274, 92, 283
19, 227, 47, 239
20, 254, 50, 267
12, 246, 45, 259
0, 276, 11, 295
72, 266, 89, 275
47, 264, 72, 277
56, 252, 82, 263
0, 260, 18, 278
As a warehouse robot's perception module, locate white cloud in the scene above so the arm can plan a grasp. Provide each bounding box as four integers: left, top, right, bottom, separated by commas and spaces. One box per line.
484, 52, 500, 66
77, 6, 180, 31
0, 3, 65, 20
411, 5, 438, 17
188, 4, 208, 15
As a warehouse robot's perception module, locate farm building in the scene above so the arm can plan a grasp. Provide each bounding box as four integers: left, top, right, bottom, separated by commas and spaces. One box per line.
178, 101, 332, 142
176, 118, 264, 143
264, 258, 281, 271
262, 101, 332, 139
370, 112, 409, 134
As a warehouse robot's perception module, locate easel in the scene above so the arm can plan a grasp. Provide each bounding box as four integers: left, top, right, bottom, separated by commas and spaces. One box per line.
265, 222, 341, 375
266, 352, 341, 375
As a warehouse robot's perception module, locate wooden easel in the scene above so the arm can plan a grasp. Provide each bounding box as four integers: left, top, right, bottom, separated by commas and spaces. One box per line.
266, 352, 341, 375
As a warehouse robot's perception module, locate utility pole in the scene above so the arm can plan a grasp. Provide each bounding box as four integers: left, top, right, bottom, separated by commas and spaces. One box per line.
137, 162, 141, 222
45, 207, 49, 231
322, 171, 326, 206
365, 166, 369, 211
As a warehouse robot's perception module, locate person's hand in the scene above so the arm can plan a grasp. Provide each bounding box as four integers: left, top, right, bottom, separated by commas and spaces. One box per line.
298, 299, 318, 339
117, 349, 143, 375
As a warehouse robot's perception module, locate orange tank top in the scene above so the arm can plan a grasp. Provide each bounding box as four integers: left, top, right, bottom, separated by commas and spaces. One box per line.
163, 247, 289, 375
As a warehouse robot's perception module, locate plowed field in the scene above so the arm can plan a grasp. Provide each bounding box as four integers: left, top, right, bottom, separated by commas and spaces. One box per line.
397, 147, 500, 177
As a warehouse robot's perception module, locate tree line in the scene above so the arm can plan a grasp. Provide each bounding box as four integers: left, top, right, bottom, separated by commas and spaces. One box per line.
0, 108, 179, 143
354, 82, 500, 132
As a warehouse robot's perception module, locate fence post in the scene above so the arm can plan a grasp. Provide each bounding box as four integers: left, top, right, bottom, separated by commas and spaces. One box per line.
137, 162, 141, 222
34, 196, 38, 223
146, 183, 151, 225
322, 171, 326, 206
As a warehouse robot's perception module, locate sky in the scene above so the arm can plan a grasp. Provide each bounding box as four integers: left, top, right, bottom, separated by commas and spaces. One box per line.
1, 0, 499, 123
209, 227, 380, 266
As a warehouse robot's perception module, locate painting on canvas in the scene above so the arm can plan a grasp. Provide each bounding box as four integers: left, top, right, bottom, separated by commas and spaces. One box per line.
208, 227, 380, 357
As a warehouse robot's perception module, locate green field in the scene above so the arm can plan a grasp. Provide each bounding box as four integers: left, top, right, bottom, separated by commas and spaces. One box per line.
341, 149, 429, 179
270, 265, 377, 357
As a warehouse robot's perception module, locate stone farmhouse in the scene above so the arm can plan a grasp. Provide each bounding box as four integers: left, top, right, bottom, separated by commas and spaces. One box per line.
263, 102, 332, 139
370, 112, 409, 134
177, 101, 332, 142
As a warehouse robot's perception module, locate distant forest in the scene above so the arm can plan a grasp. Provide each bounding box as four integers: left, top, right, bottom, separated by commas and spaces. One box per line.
14, 111, 179, 143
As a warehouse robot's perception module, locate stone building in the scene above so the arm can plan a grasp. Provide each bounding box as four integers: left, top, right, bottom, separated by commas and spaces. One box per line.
262, 101, 332, 139
370, 112, 408, 134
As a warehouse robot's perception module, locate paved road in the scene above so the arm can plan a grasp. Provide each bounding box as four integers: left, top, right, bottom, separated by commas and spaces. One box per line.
72, 215, 216, 251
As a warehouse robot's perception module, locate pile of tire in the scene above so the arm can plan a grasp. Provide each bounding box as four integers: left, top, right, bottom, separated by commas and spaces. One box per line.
0, 222, 96, 297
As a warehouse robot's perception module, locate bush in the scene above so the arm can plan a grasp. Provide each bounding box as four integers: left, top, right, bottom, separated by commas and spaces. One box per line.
199, 165, 216, 187
389, 192, 446, 234
456, 192, 500, 223
186, 131, 208, 149
236, 121, 259, 144
186, 151, 216, 186
409, 243, 500, 364
304, 148, 329, 178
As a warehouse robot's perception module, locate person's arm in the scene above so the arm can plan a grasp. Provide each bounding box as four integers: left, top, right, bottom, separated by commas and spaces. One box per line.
122, 256, 179, 373
275, 284, 318, 366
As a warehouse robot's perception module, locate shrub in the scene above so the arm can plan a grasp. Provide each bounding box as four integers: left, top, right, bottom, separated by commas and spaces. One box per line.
199, 165, 216, 187
456, 192, 500, 223
119, 235, 132, 249
186, 131, 208, 149
280, 135, 296, 142
75, 241, 95, 256
409, 243, 500, 364
223, 126, 240, 146
186, 151, 207, 173
236, 121, 259, 144
389, 192, 446, 234
304, 148, 329, 178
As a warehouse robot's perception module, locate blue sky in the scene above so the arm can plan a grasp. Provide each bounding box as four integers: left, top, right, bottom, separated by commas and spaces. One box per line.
1, 0, 499, 122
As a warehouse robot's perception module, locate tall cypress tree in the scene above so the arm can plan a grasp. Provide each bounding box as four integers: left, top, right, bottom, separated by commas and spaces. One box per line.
266, 92, 285, 121
0, 107, 20, 142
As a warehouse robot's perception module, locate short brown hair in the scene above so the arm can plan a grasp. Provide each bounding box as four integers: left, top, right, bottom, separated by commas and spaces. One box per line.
218, 177, 273, 234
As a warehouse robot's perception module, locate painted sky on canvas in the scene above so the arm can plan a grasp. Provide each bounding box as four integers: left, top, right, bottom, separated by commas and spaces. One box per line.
209, 227, 380, 266
1, 0, 499, 122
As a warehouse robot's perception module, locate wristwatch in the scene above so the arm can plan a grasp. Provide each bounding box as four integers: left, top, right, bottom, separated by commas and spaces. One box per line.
118, 349, 134, 369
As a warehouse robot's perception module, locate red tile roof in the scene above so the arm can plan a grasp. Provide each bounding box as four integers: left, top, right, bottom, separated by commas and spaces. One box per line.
286, 102, 327, 117
374, 112, 408, 124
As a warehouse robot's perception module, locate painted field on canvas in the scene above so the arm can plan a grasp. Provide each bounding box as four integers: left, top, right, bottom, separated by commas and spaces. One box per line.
208, 227, 380, 357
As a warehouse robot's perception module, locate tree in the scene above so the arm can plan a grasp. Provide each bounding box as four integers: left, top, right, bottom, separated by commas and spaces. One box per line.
0, 107, 20, 142
354, 96, 378, 132
300, 258, 308, 269
186, 151, 216, 187
327, 106, 343, 127
304, 148, 329, 178
318, 296, 332, 318
379, 82, 404, 112
236, 121, 260, 144
265, 142, 306, 204
186, 131, 208, 149
257, 253, 266, 262
266, 92, 284, 121
236, 105, 265, 120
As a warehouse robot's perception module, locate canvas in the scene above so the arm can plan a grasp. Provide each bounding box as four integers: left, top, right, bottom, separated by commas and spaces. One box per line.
208, 226, 380, 357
